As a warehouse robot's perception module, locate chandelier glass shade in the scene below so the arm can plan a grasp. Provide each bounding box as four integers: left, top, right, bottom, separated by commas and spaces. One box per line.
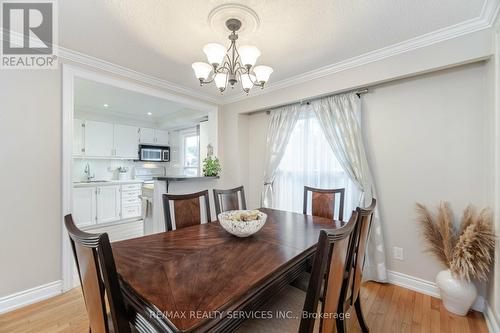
192, 19, 273, 94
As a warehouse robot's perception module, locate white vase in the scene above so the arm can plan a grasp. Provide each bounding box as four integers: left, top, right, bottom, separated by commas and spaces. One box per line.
118, 172, 128, 180
436, 269, 477, 316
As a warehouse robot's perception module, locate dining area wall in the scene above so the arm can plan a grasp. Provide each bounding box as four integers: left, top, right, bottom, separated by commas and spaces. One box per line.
220, 61, 493, 300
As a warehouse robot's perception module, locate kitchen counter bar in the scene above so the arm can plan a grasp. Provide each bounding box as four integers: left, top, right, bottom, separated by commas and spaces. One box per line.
154, 176, 219, 192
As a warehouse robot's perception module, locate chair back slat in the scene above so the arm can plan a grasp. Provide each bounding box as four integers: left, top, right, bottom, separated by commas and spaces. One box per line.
74, 245, 108, 333
163, 190, 211, 231
350, 199, 376, 305
321, 235, 350, 333
65, 215, 131, 333
311, 192, 335, 220
299, 211, 358, 333
221, 192, 240, 212
213, 186, 247, 216
303, 186, 345, 221
173, 196, 202, 229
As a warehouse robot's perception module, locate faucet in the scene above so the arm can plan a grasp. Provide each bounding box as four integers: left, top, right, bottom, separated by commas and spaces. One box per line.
84, 163, 95, 182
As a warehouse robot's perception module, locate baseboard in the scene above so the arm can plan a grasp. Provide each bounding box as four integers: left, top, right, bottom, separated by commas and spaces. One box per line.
484, 302, 500, 333
386, 270, 485, 312
0, 280, 63, 314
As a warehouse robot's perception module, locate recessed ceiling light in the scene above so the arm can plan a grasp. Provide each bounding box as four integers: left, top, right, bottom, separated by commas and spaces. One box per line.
147, 112, 152, 116
103, 104, 109, 108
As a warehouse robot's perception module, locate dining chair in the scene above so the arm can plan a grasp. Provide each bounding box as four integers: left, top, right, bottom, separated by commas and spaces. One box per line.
213, 185, 247, 216
64, 214, 132, 333
303, 186, 345, 221
162, 190, 211, 231
336, 198, 377, 333
236, 211, 359, 333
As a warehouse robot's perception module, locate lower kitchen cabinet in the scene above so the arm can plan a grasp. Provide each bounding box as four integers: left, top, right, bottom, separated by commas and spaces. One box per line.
96, 185, 121, 224
73, 187, 97, 227
73, 182, 142, 228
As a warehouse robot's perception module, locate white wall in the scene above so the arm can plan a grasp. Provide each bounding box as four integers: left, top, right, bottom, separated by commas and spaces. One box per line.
0, 69, 62, 296
227, 62, 493, 289
362, 62, 491, 281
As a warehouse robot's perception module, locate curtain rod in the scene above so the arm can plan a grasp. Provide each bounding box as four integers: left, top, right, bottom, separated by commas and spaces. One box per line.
247, 88, 369, 116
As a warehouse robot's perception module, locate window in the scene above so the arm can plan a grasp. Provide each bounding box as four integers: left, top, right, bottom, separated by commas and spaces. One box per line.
273, 108, 361, 216
181, 129, 200, 176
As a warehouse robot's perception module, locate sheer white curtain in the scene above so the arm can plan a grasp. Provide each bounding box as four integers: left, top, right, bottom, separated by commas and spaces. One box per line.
273, 107, 361, 215
261, 104, 301, 207
311, 92, 387, 282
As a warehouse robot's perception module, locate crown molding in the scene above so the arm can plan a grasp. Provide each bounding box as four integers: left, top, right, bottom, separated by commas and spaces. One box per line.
222, 0, 500, 104
0, 29, 222, 105
58, 47, 223, 105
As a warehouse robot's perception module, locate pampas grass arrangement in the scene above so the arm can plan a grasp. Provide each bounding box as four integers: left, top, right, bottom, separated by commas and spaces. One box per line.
415, 202, 495, 281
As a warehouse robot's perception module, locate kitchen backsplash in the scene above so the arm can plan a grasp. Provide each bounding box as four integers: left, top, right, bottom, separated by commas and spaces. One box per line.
72, 159, 183, 182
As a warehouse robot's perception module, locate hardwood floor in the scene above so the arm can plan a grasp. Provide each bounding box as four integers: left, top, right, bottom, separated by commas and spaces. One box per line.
0, 282, 488, 333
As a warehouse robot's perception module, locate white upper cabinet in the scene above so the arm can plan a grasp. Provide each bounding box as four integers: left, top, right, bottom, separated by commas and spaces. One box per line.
139, 128, 169, 145
139, 128, 155, 144
75, 119, 166, 158
85, 120, 114, 157
155, 129, 169, 145
114, 124, 139, 159
73, 119, 85, 157
73, 187, 97, 227
96, 185, 121, 224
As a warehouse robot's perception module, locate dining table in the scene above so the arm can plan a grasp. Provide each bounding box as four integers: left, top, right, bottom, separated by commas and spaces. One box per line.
111, 207, 344, 333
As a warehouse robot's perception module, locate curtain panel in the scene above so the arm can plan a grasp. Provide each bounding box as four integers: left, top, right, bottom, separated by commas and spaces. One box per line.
311, 93, 388, 282
261, 104, 301, 207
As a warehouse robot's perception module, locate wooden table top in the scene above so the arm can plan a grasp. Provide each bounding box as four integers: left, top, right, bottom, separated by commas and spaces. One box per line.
112, 208, 342, 332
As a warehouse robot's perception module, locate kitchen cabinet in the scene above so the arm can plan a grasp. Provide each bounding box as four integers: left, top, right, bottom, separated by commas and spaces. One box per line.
96, 185, 121, 224
114, 124, 139, 158
74, 119, 166, 158
139, 128, 155, 144
140, 128, 169, 145
121, 183, 142, 220
73, 119, 85, 157
155, 129, 169, 145
73, 187, 97, 227
73, 182, 142, 228
85, 120, 114, 157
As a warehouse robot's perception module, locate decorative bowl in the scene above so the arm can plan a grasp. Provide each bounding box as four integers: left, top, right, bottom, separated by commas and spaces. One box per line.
218, 210, 267, 237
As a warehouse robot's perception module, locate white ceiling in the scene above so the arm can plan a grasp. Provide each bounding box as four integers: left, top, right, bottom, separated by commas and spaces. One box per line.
74, 78, 207, 125
60, 0, 487, 99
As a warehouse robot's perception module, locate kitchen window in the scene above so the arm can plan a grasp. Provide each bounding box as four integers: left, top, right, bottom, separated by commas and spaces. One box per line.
182, 130, 200, 176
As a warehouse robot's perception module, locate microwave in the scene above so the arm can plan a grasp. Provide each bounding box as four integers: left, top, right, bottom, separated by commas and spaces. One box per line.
139, 145, 170, 162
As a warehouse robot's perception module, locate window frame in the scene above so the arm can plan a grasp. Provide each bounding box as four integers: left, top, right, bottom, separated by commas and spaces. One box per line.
180, 127, 200, 176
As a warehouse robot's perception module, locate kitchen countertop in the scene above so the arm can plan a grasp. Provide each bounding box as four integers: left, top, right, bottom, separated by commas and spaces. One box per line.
154, 176, 219, 181
73, 179, 144, 188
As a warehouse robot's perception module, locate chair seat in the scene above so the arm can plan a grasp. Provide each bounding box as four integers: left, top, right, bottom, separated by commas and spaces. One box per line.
236, 285, 319, 333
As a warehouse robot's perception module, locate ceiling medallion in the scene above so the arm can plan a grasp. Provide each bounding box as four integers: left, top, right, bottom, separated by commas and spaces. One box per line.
192, 17, 273, 95
207, 3, 260, 36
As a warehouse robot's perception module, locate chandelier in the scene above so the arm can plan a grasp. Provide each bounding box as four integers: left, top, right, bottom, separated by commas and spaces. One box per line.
192, 18, 273, 94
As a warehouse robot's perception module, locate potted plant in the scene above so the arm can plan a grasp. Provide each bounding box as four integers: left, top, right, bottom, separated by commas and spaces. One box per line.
202, 156, 221, 177
415, 202, 495, 315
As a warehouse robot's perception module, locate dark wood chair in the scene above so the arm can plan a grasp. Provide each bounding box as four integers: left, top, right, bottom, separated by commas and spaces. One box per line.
237, 211, 359, 333
162, 190, 211, 231
336, 198, 377, 333
213, 186, 247, 216
64, 214, 131, 333
303, 186, 345, 221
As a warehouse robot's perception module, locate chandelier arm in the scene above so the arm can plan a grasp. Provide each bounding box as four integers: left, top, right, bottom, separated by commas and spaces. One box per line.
234, 64, 249, 75
216, 64, 231, 73
248, 74, 265, 87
